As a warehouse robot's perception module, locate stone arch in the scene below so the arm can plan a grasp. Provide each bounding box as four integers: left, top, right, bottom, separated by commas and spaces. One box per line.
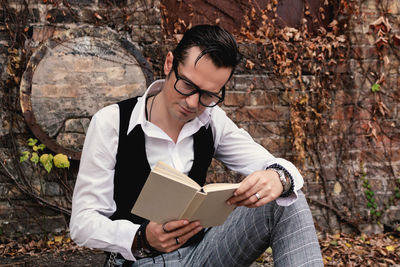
20, 26, 153, 160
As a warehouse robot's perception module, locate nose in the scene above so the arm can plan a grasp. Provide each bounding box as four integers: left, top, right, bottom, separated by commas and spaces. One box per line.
185, 92, 200, 109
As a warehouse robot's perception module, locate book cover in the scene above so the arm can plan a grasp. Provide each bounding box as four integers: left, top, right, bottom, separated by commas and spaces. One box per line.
131, 161, 240, 227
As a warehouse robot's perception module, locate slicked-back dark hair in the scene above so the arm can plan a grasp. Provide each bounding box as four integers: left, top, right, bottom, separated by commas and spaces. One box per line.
172, 25, 241, 79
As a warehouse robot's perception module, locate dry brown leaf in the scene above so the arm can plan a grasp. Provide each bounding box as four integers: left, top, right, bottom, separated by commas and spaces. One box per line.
375, 36, 388, 49
393, 34, 400, 46
245, 59, 255, 70
94, 12, 102, 20
369, 16, 391, 33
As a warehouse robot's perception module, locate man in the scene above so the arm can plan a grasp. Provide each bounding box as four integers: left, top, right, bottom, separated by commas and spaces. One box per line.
70, 25, 323, 266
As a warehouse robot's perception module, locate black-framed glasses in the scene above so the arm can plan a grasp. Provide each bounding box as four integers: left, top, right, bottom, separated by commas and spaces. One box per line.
173, 64, 225, 107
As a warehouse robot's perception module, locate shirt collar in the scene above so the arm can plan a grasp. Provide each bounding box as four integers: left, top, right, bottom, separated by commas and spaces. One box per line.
127, 79, 212, 135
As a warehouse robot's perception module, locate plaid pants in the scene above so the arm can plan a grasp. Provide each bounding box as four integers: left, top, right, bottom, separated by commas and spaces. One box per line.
118, 190, 323, 267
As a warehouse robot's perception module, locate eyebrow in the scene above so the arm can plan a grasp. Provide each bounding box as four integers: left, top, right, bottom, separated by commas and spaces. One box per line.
177, 68, 222, 95
178, 71, 202, 90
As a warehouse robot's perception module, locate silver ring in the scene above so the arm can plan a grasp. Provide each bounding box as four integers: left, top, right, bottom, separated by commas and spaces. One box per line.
175, 237, 180, 245
255, 192, 261, 200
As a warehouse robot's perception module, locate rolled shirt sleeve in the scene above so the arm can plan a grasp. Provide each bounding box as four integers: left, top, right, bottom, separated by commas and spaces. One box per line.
210, 106, 304, 206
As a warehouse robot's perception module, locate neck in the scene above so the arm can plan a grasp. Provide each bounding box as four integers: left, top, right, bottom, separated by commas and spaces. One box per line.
148, 91, 186, 143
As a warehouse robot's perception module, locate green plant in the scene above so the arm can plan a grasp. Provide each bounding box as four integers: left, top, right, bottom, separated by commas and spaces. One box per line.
360, 162, 382, 219
360, 162, 400, 224
20, 138, 70, 173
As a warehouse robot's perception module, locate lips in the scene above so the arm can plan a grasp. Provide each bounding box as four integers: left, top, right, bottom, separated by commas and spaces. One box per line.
179, 105, 195, 115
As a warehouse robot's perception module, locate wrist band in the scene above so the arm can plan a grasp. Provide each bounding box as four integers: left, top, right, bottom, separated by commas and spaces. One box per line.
136, 220, 161, 258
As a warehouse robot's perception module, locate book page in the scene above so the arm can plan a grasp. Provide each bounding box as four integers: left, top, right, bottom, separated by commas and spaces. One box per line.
188, 186, 238, 227
203, 183, 240, 192
154, 161, 200, 189
131, 171, 199, 223
180, 190, 207, 219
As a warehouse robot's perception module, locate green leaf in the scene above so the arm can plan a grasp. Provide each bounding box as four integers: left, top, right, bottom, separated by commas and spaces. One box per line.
32, 145, 38, 151
370, 209, 376, 215
395, 192, 400, 199
371, 83, 380, 93
40, 154, 53, 173
27, 138, 38, 146
30, 152, 39, 165
43, 161, 53, 173
37, 144, 46, 151
53, 154, 70, 168
330, 240, 338, 246
20, 151, 30, 162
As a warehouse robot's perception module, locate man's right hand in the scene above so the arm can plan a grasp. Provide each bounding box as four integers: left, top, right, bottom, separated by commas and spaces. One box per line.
145, 220, 203, 253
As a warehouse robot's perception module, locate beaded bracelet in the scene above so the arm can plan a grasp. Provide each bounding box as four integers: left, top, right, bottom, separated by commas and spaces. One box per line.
136, 221, 151, 257
266, 163, 295, 198
136, 220, 161, 258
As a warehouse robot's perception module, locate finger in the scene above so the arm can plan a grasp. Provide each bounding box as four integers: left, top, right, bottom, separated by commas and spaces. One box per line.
246, 185, 283, 208
233, 173, 258, 196
234, 193, 262, 207
228, 178, 264, 205
227, 180, 258, 205
236, 182, 279, 207
175, 225, 203, 246
170, 221, 201, 237
162, 219, 189, 233
162, 225, 203, 253
247, 195, 275, 208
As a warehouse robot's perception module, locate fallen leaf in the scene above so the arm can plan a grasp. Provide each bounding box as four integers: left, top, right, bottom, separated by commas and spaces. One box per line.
334, 182, 342, 194
94, 12, 102, 20
54, 236, 63, 243
246, 59, 255, 70
369, 16, 391, 33
386, 245, 395, 252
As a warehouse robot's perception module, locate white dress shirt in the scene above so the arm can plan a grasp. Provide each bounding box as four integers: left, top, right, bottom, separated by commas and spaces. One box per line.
70, 80, 304, 261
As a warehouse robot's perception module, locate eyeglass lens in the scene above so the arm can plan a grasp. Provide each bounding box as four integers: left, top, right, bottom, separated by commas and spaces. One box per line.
175, 79, 222, 107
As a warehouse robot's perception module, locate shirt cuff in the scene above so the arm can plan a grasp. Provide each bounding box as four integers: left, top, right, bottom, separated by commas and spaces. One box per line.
118, 221, 140, 261
275, 190, 298, 206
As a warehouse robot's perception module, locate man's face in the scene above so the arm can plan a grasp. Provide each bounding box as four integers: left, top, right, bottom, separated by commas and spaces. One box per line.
163, 47, 232, 124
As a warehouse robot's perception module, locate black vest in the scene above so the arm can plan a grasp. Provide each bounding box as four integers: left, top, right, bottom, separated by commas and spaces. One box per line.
110, 97, 215, 223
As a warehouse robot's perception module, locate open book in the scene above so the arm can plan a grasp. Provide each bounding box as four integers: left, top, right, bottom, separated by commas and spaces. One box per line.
131, 161, 240, 227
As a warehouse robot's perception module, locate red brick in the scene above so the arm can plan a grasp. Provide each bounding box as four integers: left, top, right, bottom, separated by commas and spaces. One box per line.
223, 92, 248, 107
235, 107, 288, 122
331, 106, 354, 120
258, 137, 287, 153
351, 46, 380, 60
247, 122, 285, 137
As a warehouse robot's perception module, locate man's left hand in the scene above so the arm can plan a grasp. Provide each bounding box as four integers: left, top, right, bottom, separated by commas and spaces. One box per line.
227, 170, 283, 208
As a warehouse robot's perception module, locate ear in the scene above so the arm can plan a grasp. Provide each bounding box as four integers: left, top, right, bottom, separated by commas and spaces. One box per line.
164, 51, 174, 76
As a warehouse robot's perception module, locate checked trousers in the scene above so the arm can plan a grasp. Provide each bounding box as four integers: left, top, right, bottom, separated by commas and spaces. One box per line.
116, 190, 324, 267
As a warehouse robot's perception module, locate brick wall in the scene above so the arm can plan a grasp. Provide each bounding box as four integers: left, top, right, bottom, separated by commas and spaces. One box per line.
0, 0, 399, 237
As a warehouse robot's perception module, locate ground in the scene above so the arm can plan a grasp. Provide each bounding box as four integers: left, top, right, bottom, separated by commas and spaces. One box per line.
0, 232, 399, 266
0, 249, 105, 267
